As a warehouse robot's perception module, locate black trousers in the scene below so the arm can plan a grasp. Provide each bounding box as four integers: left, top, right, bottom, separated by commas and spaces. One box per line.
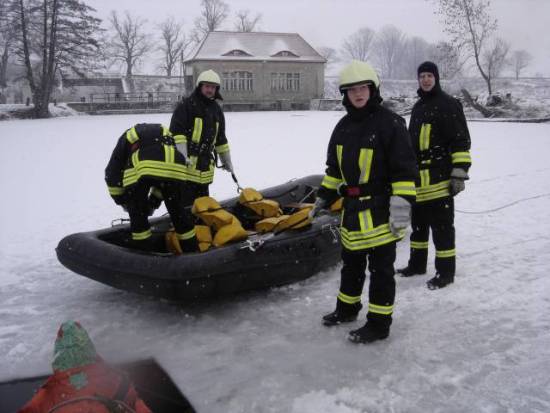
338, 243, 396, 331
185, 182, 210, 199
126, 179, 197, 251
408, 197, 455, 276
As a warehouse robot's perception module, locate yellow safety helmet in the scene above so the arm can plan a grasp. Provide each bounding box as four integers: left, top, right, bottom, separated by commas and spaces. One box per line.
196, 69, 221, 86
339, 60, 380, 92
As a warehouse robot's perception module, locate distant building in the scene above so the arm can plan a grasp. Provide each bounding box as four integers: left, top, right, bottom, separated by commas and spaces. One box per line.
184, 31, 326, 110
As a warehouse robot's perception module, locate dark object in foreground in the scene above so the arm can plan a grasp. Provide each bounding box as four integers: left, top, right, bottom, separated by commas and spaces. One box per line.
56, 175, 342, 301
0, 359, 195, 413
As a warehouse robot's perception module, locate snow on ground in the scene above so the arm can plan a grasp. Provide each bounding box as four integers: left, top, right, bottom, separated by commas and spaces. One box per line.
1, 112, 550, 413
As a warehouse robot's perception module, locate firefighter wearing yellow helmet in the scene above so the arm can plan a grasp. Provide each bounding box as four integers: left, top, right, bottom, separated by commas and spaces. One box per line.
170, 69, 233, 200
310, 60, 418, 344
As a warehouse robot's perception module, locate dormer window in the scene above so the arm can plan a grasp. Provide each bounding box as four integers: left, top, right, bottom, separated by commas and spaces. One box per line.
271, 50, 299, 58
223, 49, 252, 57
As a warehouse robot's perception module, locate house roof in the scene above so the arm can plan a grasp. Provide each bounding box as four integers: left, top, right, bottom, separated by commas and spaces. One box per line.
186, 31, 326, 63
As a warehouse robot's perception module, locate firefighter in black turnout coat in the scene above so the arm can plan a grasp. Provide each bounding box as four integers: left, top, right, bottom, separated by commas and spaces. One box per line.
397, 61, 472, 289
312, 61, 418, 343
169, 69, 234, 199
105, 123, 198, 252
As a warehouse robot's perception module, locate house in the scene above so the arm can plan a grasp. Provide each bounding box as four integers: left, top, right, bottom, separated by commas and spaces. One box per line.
184, 31, 326, 110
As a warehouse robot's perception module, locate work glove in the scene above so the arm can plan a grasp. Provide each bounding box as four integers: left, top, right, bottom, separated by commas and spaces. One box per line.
219, 151, 234, 173
176, 142, 192, 166
389, 196, 411, 237
308, 197, 327, 221
450, 168, 469, 196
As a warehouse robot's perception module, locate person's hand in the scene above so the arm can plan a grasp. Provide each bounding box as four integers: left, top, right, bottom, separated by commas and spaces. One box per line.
308, 198, 327, 220
389, 196, 411, 236
450, 168, 469, 196
219, 152, 234, 173
176, 143, 192, 166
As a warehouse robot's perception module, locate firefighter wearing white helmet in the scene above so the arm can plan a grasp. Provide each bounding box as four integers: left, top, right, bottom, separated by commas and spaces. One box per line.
196, 69, 221, 86
310, 60, 418, 344
170, 69, 233, 201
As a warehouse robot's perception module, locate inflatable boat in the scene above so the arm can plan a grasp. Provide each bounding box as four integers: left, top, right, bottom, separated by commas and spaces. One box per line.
0, 359, 195, 413
56, 175, 342, 301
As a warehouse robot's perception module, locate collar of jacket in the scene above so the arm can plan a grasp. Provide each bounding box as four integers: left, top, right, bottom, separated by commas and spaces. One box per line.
343, 95, 382, 120
417, 83, 442, 99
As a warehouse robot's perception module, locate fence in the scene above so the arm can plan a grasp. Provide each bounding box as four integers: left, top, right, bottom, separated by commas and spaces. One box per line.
86, 91, 181, 104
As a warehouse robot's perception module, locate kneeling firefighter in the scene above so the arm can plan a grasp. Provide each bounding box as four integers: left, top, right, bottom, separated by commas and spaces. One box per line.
105, 123, 198, 252
311, 61, 418, 343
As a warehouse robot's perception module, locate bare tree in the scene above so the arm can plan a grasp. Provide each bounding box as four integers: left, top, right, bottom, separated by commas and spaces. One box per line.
109, 11, 152, 77
341, 27, 376, 61
13, 0, 102, 118
482, 37, 510, 81
192, 0, 229, 42
0, 1, 16, 87
234, 9, 261, 32
400, 36, 431, 79
158, 17, 192, 77
510, 49, 532, 79
430, 41, 466, 79
373, 25, 407, 79
434, 0, 498, 95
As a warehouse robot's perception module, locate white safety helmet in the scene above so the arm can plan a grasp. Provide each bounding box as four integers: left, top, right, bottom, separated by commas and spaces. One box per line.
196, 70, 221, 87
339, 60, 380, 93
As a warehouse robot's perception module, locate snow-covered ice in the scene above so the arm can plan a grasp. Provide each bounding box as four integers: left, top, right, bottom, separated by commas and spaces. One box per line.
1, 111, 550, 412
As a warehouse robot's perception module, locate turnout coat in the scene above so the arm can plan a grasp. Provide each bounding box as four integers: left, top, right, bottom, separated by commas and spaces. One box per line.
408, 87, 472, 203
318, 99, 417, 251
170, 89, 230, 186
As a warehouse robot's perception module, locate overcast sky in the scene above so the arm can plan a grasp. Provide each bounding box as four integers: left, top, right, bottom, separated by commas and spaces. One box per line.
86, 0, 550, 76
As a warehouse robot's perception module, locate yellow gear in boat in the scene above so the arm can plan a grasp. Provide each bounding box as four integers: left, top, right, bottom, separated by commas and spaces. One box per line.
165, 225, 213, 254
239, 187, 282, 218
165, 230, 183, 255
330, 198, 343, 212
192, 196, 234, 231
255, 215, 290, 233
213, 217, 248, 247
275, 206, 313, 232
195, 225, 212, 252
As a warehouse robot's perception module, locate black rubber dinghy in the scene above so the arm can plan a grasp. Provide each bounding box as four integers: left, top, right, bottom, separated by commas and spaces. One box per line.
0, 359, 195, 413
56, 175, 342, 301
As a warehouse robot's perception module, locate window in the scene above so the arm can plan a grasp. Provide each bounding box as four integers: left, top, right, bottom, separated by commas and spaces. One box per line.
222, 71, 254, 92
271, 50, 299, 58
222, 49, 252, 57
270, 73, 300, 92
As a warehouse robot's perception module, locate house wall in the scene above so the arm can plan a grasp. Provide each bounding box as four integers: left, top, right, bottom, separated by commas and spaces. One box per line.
187, 60, 325, 110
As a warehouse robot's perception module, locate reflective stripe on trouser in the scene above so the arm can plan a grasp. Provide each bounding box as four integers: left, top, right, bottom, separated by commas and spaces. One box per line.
409, 197, 456, 276
127, 179, 197, 251
339, 243, 396, 331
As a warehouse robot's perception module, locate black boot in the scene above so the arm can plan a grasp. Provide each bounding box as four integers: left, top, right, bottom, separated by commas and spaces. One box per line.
397, 266, 426, 277
426, 273, 454, 290
322, 303, 362, 326
348, 322, 389, 344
